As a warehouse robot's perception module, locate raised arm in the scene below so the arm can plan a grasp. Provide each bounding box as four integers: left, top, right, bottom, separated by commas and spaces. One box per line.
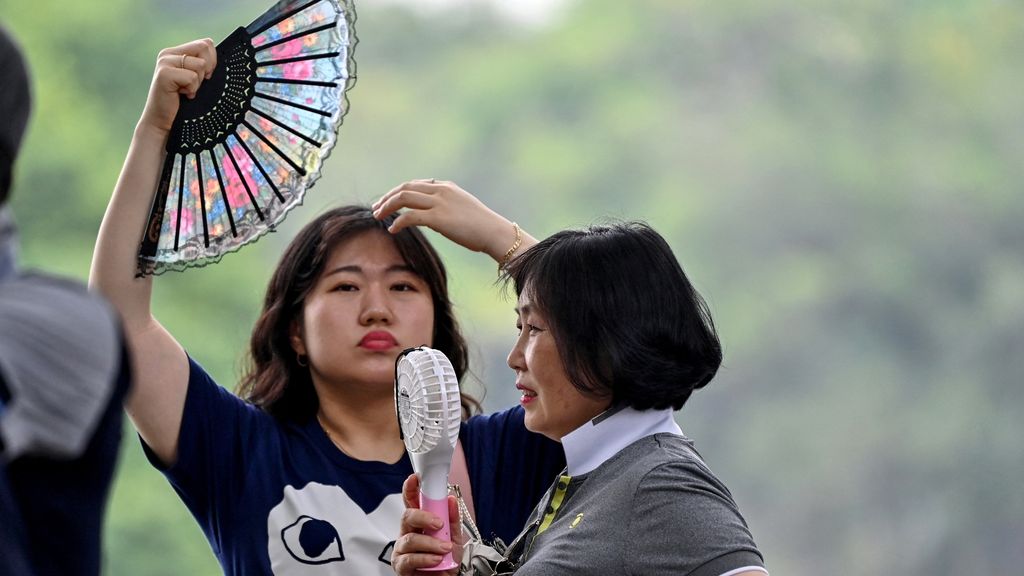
372, 179, 536, 266
88, 39, 217, 466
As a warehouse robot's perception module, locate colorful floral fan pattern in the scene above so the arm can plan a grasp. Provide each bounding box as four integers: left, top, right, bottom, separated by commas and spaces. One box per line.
137, 0, 356, 275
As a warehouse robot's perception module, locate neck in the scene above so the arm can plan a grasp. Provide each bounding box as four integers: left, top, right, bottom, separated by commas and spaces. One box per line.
315, 380, 405, 463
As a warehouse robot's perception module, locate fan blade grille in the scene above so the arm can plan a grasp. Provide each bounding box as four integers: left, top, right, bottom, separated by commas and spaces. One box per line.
396, 349, 461, 454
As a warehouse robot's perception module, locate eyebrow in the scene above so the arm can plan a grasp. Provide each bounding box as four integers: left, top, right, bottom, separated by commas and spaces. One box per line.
323, 264, 418, 277
514, 304, 533, 316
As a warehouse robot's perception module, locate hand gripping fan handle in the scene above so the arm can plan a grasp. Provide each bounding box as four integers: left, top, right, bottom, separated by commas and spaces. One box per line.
419, 493, 458, 572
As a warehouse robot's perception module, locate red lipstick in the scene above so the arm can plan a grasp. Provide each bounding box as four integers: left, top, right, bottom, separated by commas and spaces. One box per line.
359, 331, 398, 351
517, 383, 537, 406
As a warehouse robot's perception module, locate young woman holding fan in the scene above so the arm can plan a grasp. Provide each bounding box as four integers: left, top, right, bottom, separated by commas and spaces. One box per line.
90, 37, 561, 576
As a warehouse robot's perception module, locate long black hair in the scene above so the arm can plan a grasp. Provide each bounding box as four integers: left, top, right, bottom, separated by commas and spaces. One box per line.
238, 206, 479, 420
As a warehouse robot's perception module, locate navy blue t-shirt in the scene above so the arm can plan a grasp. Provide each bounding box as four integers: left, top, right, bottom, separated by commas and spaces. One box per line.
144, 357, 564, 575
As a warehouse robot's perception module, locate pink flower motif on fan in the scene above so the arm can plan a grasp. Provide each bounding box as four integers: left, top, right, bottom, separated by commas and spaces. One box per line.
223, 148, 258, 208
207, 178, 220, 202
167, 203, 194, 237
230, 144, 253, 172
258, 117, 275, 134
283, 59, 313, 81
270, 37, 303, 59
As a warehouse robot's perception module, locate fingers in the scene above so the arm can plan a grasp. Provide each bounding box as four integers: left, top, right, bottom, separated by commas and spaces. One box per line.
371, 179, 515, 258
394, 488, 459, 576
448, 495, 462, 543
400, 475, 446, 536
383, 179, 446, 201
372, 179, 462, 235
394, 532, 453, 557
374, 190, 435, 225
180, 55, 208, 80
402, 474, 421, 510
159, 38, 216, 79
387, 210, 427, 235
373, 179, 446, 212
401, 507, 445, 535
137, 38, 217, 139
391, 553, 457, 576
158, 67, 201, 100
156, 38, 217, 99
391, 534, 455, 576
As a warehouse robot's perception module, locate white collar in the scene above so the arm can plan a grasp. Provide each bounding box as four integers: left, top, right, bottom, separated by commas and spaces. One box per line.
560, 406, 682, 476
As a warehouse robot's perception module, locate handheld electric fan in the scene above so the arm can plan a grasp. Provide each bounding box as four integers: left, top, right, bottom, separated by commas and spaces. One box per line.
395, 347, 461, 571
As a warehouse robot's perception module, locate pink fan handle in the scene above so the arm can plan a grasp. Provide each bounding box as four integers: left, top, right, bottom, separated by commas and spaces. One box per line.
419, 494, 458, 571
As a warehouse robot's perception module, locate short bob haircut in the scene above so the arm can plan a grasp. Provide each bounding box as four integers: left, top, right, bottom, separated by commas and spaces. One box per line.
238, 205, 478, 421
501, 221, 721, 411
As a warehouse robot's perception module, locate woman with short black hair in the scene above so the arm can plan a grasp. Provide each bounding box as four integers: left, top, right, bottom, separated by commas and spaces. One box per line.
502, 221, 722, 411
380, 186, 767, 576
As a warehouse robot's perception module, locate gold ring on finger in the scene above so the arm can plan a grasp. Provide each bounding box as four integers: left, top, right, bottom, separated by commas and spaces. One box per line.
180, 53, 188, 69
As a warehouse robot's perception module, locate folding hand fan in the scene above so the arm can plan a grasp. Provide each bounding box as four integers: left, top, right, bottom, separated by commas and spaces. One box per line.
395, 347, 461, 572
137, 0, 356, 275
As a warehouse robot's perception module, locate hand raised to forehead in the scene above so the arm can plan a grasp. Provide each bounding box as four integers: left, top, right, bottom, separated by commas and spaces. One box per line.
373, 180, 536, 263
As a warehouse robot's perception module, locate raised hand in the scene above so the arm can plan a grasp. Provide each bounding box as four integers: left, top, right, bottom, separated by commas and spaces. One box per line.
373, 179, 536, 264
138, 38, 217, 138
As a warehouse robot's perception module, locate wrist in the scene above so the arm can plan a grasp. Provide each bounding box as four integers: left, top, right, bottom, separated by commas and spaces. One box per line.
133, 119, 171, 146
497, 222, 522, 272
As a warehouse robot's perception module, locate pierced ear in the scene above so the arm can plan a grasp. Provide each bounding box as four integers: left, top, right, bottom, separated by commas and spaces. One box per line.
289, 319, 306, 356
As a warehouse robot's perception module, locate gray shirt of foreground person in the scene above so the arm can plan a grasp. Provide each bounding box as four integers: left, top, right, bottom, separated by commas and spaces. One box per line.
510, 407, 766, 576
0, 239, 121, 460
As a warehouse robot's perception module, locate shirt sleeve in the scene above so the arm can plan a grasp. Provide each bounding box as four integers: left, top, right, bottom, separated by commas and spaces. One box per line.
626, 456, 765, 576
461, 406, 566, 544
140, 355, 272, 550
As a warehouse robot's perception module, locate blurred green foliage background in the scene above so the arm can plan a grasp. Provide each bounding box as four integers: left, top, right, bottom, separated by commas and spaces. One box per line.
2, 0, 1022, 573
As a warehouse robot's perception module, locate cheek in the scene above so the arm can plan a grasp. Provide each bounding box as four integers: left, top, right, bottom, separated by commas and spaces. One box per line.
547, 383, 578, 414
302, 305, 331, 335
408, 297, 436, 340
301, 296, 329, 324
534, 343, 565, 383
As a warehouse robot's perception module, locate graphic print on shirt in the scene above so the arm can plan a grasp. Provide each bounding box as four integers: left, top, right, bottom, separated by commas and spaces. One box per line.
268, 482, 404, 575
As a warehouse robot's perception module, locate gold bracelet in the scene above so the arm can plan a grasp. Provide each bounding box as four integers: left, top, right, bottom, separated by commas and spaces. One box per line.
498, 222, 522, 271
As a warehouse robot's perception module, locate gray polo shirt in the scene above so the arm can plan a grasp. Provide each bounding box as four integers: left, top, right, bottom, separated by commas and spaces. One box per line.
510, 410, 765, 576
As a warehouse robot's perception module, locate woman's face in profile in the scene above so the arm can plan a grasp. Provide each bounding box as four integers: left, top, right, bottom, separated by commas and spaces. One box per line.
507, 288, 611, 441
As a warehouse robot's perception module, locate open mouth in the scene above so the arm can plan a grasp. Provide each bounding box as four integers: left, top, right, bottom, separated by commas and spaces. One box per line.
517, 384, 537, 404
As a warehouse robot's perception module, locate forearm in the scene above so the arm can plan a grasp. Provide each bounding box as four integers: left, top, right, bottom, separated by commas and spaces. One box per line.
88, 38, 217, 465
89, 123, 168, 331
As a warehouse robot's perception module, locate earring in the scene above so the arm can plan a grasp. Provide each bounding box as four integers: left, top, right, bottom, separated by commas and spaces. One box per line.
296, 352, 308, 367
